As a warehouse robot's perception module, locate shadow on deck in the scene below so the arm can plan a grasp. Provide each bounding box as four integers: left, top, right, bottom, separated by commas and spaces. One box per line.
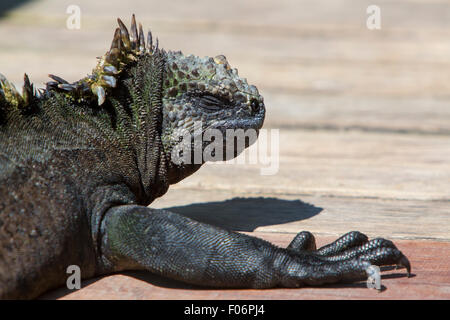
165, 197, 323, 232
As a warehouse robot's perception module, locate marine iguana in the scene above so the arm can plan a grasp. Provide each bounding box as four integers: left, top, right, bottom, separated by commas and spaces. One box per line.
0, 15, 410, 299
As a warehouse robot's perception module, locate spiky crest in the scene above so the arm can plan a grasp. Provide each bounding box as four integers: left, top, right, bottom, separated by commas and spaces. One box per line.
46, 14, 160, 105
0, 73, 37, 112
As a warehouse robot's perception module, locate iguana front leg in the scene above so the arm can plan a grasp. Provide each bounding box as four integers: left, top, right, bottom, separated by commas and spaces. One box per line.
99, 205, 410, 288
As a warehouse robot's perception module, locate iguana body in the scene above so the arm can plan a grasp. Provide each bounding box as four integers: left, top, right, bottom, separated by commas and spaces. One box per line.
0, 16, 410, 299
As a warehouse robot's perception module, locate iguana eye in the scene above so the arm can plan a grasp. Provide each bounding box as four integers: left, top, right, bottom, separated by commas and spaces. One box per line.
197, 95, 226, 111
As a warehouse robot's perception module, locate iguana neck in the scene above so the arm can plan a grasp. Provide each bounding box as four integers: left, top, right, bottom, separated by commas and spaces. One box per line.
107, 52, 202, 202
110, 52, 205, 196
105, 52, 170, 203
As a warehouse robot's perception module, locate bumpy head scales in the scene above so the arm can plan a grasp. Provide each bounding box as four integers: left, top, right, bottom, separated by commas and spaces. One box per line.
46, 14, 160, 105
160, 50, 265, 162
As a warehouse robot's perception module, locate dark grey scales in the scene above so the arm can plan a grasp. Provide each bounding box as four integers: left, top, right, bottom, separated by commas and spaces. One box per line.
0, 15, 410, 299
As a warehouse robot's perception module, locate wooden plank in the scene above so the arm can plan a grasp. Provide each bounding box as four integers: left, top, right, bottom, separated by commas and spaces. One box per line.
263, 93, 450, 135
168, 130, 450, 201
40, 234, 450, 300
152, 188, 450, 241
6, 0, 450, 30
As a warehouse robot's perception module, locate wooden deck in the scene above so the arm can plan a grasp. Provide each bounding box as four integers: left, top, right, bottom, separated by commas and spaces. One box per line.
0, 0, 449, 299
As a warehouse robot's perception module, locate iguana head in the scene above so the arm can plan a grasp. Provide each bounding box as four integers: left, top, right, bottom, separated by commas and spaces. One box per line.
161, 51, 265, 163
45, 15, 265, 165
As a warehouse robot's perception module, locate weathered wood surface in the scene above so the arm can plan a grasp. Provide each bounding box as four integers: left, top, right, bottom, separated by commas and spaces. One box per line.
0, 0, 448, 299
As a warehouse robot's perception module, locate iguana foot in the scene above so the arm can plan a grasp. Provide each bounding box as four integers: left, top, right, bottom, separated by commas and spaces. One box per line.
281, 231, 411, 288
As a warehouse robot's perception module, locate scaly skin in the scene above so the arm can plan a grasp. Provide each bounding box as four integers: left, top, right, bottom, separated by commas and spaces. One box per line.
0, 15, 410, 299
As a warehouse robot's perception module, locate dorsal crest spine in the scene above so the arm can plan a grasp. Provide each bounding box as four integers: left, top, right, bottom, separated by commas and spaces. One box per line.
0, 73, 36, 111
46, 14, 161, 105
